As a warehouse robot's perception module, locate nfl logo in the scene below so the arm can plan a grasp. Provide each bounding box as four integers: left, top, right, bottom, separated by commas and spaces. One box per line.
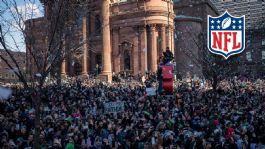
208, 11, 245, 59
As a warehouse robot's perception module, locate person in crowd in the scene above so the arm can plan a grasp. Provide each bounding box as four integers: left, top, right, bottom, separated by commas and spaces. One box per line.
0, 75, 264, 149
162, 47, 174, 65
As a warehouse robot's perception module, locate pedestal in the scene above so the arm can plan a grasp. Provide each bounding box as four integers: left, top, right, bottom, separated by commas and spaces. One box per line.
82, 73, 89, 80
61, 73, 67, 79
99, 72, 112, 83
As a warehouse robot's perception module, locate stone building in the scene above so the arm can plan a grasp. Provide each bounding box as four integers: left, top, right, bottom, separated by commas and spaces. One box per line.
25, 17, 47, 77
173, 0, 219, 78
26, 0, 230, 79
0, 49, 26, 83
109, 0, 175, 75
25, 0, 264, 79
26, 0, 175, 78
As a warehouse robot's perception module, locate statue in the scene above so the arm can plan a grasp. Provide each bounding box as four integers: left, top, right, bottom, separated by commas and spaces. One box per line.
162, 47, 174, 65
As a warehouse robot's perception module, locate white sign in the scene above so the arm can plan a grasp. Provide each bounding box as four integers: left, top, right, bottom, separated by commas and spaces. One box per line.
262, 51, 265, 60
146, 87, 156, 96
104, 101, 125, 113
0, 86, 12, 100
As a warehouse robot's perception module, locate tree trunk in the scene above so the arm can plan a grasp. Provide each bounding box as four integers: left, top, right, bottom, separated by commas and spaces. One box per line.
212, 75, 218, 105
33, 90, 41, 149
212, 75, 218, 91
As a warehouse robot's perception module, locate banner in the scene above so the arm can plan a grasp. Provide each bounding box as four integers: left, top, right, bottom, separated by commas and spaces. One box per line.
146, 87, 156, 96
104, 101, 124, 113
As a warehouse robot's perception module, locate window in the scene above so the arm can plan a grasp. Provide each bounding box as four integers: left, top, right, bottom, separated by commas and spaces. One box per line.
5, 74, 8, 78
246, 52, 252, 61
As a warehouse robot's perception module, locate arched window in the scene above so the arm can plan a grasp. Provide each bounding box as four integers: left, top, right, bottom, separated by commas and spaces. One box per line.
95, 14, 102, 35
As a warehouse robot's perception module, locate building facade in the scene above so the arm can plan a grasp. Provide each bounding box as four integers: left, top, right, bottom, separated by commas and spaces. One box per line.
26, 0, 222, 78
25, 17, 47, 77
173, 0, 219, 78
0, 50, 26, 83
27, 0, 245, 79
107, 0, 175, 75
26, 0, 175, 77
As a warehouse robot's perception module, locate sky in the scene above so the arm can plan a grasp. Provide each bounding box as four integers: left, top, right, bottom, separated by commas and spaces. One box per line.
0, 0, 44, 52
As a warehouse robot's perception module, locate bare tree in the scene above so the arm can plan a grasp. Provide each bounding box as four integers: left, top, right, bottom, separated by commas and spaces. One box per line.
0, 0, 90, 147
175, 26, 240, 91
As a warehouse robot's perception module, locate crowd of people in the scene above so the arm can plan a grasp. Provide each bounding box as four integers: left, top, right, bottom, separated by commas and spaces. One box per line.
0, 76, 264, 149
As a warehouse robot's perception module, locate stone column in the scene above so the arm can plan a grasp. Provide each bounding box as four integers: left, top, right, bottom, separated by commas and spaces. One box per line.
61, 36, 66, 77
171, 27, 175, 56
150, 25, 157, 72
101, 0, 112, 82
133, 36, 139, 75
161, 24, 167, 53
166, 26, 169, 49
82, 16, 88, 78
112, 28, 120, 73
61, 59, 66, 76
166, 26, 172, 50
139, 26, 147, 74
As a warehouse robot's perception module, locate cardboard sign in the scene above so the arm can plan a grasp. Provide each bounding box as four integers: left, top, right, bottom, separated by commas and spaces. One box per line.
146, 87, 156, 96
104, 101, 124, 113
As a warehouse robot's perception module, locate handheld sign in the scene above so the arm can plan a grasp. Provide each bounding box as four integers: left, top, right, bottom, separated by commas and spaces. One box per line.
104, 101, 125, 114
0, 86, 12, 100
146, 87, 156, 96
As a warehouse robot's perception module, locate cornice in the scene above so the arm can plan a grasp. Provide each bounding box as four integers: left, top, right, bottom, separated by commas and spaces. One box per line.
111, 10, 175, 21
